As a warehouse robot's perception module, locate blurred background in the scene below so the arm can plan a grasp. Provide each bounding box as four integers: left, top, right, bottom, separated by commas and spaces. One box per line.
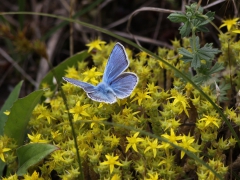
0, 0, 239, 106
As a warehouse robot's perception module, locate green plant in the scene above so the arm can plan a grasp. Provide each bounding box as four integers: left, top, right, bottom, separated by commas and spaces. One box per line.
168, 3, 224, 86
0, 2, 240, 180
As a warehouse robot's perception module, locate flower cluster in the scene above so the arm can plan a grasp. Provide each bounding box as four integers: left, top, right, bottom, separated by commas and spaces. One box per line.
3, 31, 239, 179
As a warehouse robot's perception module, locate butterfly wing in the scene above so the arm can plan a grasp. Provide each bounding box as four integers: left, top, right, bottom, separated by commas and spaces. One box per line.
103, 42, 129, 84
110, 72, 138, 99
63, 77, 117, 104
62, 77, 96, 93
87, 90, 117, 104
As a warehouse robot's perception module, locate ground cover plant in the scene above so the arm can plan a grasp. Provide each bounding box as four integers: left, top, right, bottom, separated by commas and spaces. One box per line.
0, 0, 240, 179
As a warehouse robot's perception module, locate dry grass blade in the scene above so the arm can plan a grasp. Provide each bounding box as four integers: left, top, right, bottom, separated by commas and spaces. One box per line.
202, 0, 227, 9
126, 7, 181, 46
0, 48, 37, 88
112, 30, 172, 49
36, 27, 63, 88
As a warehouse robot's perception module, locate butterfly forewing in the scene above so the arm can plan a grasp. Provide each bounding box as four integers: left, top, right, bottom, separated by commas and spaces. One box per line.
103, 43, 129, 84
62, 77, 96, 93
110, 72, 138, 99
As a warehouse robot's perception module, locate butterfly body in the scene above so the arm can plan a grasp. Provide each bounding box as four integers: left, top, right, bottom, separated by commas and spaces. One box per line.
96, 82, 114, 94
63, 42, 138, 104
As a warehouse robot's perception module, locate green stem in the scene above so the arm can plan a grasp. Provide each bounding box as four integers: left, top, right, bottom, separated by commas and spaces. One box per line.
191, 27, 197, 52
46, 60, 84, 180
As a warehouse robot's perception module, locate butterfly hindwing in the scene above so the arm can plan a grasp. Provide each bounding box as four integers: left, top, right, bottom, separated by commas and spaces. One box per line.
103, 43, 129, 84
110, 72, 138, 99
87, 90, 116, 104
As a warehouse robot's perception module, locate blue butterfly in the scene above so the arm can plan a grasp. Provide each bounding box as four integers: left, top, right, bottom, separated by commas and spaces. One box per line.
63, 42, 138, 104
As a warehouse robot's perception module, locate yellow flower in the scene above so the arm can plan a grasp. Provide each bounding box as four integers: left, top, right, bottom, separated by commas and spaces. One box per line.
225, 108, 237, 120
147, 82, 159, 93
168, 93, 190, 117
121, 107, 140, 116
69, 101, 91, 121
37, 109, 56, 124
136, 51, 148, 62
161, 118, 181, 131
64, 66, 80, 79
82, 67, 103, 85
93, 143, 103, 154
161, 128, 182, 146
144, 138, 161, 158
158, 141, 171, 151
98, 103, 104, 108
51, 150, 67, 164
219, 18, 239, 31
2, 174, 18, 180
145, 172, 159, 180
3, 110, 10, 115
27, 133, 48, 143
90, 115, 106, 128
86, 39, 106, 52
111, 174, 121, 180
41, 82, 50, 89
0, 141, 11, 162
171, 38, 181, 49
131, 89, 152, 105
59, 166, 80, 180
198, 115, 220, 128
158, 155, 174, 168
178, 134, 198, 159
136, 66, 151, 79
191, 95, 200, 106
51, 130, 61, 139
232, 29, 240, 34
23, 171, 44, 180
125, 132, 144, 153
100, 153, 123, 174
104, 134, 120, 148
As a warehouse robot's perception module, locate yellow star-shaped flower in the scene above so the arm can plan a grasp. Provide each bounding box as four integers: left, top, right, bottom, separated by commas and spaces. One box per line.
100, 154, 123, 173
0, 142, 10, 162
219, 18, 239, 31
125, 132, 144, 152
86, 39, 106, 52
